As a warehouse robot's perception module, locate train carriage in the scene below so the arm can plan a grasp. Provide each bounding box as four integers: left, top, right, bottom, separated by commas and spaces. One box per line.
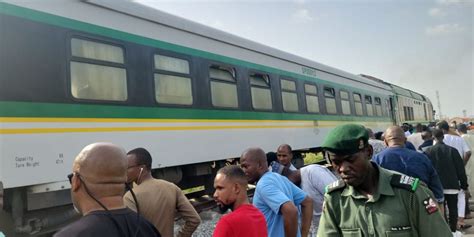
0, 0, 432, 235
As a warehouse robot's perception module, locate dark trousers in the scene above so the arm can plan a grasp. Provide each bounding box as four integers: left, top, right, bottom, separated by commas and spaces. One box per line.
445, 194, 458, 232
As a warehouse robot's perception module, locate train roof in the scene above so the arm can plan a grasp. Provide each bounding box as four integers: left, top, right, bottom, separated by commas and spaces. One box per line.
87, 0, 391, 91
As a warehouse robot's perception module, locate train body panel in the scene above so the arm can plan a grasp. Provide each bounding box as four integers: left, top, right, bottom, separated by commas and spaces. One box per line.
0, 0, 430, 235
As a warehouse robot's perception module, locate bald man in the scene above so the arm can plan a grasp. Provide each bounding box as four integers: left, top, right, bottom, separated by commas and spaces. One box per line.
373, 126, 445, 205
240, 147, 312, 237
54, 143, 160, 237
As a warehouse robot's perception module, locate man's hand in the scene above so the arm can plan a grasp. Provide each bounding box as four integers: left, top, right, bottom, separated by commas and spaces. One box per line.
281, 201, 298, 237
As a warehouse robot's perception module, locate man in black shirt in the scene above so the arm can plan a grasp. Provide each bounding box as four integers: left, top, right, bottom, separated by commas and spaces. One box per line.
54, 143, 160, 237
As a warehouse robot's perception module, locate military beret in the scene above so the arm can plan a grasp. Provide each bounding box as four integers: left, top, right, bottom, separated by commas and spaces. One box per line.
321, 124, 369, 154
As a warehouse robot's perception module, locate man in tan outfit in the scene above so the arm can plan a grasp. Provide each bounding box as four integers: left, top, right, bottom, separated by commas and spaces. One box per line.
123, 148, 201, 237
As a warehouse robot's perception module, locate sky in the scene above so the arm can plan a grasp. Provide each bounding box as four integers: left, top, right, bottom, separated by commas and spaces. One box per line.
135, 0, 473, 118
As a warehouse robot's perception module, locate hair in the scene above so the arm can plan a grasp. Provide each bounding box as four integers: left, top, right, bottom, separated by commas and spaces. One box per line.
217, 165, 247, 186
421, 130, 433, 140
366, 128, 375, 139
432, 129, 444, 140
127, 148, 152, 170
436, 120, 449, 131
374, 131, 384, 140
266, 152, 277, 165
457, 124, 468, 133
278, 144, 292, 152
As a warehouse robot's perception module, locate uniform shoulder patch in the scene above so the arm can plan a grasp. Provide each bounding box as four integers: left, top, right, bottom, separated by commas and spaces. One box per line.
390, 174, 419, 192
325, 179, 346, 193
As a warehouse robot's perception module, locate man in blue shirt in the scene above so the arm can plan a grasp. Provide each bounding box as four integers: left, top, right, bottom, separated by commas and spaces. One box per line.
373, 126, 444, 204
240, 147, 313, 237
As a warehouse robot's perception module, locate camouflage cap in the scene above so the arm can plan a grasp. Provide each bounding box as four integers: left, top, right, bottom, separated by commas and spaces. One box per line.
321, 124, 369, 154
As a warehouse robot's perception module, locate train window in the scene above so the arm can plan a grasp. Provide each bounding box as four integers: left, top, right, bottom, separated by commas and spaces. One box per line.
281, 79, 299, 112
154, 55, 190, 74
71, 38, 124, 63
70, 38, 127, 101
374, 97, 382, 116
340, 90, 351, 115
250, 73, 272, 110
305, 84, 319, 113
365, 95, 373, 116
210, 65, 238, 108
353, 93, 363, 115
324, 87, 337, 114
154, 54, 192, 105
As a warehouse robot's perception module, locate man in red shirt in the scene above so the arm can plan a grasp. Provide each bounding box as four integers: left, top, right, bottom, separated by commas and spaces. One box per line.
212, 165, 268, 237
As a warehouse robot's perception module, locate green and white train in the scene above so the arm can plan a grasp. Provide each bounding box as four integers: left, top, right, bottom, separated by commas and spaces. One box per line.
0, 0, 434, 235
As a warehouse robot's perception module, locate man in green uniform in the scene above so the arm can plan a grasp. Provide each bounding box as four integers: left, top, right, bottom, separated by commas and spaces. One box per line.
317, 124, 452, 237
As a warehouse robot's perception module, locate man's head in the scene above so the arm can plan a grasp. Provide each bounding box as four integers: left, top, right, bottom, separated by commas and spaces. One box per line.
240, 147, 268, 184
421, 130, 433, 141
432, 129, 444, 142
437, 120, 450, 133
414, 123, 423, 133
213, 165, 248, 213
70, 143, 127, 215
126, 148, 152, 184
457, 124, 468, 134
384, 126, 406, 147
321, 124, 373, 187
276, 144, 293, 168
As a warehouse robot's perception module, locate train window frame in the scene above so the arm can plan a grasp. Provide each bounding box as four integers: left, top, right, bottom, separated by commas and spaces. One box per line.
353, 92, 363, 116
340, 90, 351, 115
280, 78, 300, 112
68, 36, 129, 102
249, 72, 273, 111
374, 97, 382, 117
304, 83, 320, 113
323, 87, 337, 114
209, 64, 238, 109
152, 52, 194, 106
364, 95, 374, 116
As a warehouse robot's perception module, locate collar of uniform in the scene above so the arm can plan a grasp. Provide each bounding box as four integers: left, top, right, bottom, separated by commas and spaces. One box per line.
341, 162, 395, 201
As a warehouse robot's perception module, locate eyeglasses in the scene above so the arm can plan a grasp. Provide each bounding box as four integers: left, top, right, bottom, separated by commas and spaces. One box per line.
67, 173, 74, 184
127, 164, 143, 169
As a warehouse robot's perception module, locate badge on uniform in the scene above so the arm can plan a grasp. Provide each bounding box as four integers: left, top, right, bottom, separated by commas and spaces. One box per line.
423, 197, 438, 215
358, 139, 364, 149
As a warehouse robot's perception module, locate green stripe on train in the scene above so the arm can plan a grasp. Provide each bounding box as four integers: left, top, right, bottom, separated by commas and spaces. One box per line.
0, 101, 391, 122
0, 2, 389, 98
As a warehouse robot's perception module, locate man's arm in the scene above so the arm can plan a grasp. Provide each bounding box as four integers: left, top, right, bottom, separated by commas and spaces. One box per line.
414, 185, 452, 236
464, 151, 472, 166
300, 196, 313, 237
317, 196, 340, 237
280, 201, 298, 237
175, 188, 201, 237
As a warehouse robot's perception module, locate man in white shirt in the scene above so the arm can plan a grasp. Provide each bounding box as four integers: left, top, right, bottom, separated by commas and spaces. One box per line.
438, 121, 472, 230
407, 123, 425, 151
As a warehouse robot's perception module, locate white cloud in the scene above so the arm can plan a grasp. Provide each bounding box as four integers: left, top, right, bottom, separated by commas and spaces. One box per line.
293, 0, 307, 4
437, 0, 463, 5
428, 8, 446, 17
425, 23, 465, 36
292, 9, 314, 23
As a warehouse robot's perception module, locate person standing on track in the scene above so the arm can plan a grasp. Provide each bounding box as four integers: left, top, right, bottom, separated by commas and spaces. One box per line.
240, 147, 313, 237
123, 148, 201, 237
212, 165, 267, 237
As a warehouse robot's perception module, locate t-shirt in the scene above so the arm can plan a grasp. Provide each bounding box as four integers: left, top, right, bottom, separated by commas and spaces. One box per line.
407, 133, 424, 151
444, 134, 471, 157
300, 165, 338, 222
123, 179, 201, 237
54, 208, 160, 237
253, 172, 307, 237
212, 204, 268, 237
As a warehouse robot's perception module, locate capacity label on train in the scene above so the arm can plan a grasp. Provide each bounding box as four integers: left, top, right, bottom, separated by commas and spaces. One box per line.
15, 156, 40, 168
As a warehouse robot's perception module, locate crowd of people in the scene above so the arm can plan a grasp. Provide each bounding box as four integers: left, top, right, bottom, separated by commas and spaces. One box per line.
53, 120, 474, 237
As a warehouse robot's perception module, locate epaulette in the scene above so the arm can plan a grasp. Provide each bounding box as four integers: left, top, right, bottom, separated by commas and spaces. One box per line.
390, 174, 419, 192
325, 179, 346, 193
